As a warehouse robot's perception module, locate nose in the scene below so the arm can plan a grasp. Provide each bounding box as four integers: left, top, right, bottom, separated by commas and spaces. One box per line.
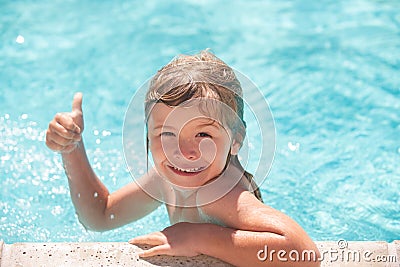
178, 137, 200, 160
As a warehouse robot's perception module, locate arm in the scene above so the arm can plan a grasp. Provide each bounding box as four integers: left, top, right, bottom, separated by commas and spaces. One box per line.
196, 189, 321, 267
46, 93, 161, 231
62, 141, 162, 231
131, 187, 320, 267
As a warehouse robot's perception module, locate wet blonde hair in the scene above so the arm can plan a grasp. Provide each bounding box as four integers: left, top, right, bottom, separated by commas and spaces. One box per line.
144, 50, 263, 202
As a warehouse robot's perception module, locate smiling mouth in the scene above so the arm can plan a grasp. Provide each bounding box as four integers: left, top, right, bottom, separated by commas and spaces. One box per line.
168, 165, 205, 176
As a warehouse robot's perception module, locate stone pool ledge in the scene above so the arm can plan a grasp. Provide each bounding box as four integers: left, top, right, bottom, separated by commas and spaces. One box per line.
1, 240, 399, 266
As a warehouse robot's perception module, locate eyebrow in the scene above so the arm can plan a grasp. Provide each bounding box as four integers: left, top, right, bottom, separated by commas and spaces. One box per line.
197, 120, 221, 130
151, 120, 221, 131
152, 125, 175, 131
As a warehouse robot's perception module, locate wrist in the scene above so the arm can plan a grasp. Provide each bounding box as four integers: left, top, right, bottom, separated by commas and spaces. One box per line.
61, 140, 83, 156
193, 223, 217, 255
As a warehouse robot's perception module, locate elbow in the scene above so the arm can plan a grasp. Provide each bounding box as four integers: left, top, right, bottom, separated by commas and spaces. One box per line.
76, 212, 113, 233
285, 233, 321, 267
83, 223, 110, 233
73, 197, 116, 232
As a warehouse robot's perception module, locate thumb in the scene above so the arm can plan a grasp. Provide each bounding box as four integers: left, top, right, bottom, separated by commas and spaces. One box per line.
72, 92, 83, 113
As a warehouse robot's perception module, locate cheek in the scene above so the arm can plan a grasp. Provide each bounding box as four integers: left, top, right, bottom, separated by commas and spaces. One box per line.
213, 140, 231, 165
198, 139, 217, 163
151, 137, 177, 157
149, 138, 165, 162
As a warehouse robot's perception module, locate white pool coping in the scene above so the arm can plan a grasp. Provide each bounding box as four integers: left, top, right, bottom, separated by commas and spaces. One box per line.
1, 240, 399, 266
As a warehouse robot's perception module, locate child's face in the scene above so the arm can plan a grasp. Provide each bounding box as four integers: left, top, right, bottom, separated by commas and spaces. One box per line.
147, 101, 235, 188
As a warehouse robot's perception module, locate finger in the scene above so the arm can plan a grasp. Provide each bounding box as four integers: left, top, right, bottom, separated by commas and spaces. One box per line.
129, 237, 163, 246
55, 113, 81, 134
45, 137, 65, 152
49, 121, 81, 141
45, 138, 76, 153
138, 244, 171, 258
72, 92, 83, 113
46, 128, 79, 147
129, 233, 166, 246
47, 129, 78, 147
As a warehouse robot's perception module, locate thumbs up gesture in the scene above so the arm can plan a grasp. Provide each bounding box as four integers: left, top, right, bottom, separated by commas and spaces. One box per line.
46, 93, 84, 153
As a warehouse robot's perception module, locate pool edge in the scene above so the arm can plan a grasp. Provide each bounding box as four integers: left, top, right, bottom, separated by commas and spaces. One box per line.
0, 239, 3, 267
0, 241, 399, 266
0, 242, 232, 266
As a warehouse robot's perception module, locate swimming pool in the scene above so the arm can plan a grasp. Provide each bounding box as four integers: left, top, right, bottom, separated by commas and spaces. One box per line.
1, 0, 399, 244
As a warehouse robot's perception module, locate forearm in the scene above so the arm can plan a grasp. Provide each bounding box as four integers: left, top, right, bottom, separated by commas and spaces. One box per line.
196, 224, 320, 267
62, 140, 110, 230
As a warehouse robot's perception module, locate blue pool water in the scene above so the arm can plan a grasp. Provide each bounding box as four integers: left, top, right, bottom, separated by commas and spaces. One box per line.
1, 0, 399, 243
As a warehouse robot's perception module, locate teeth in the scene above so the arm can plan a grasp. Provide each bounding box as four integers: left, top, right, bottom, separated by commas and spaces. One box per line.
172, 166, 203, 173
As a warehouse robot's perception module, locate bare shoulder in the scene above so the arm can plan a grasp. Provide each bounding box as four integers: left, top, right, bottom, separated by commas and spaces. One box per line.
200, 183, 260, 224
200, 182, 302, 235
111, 168, 162, 200
133, 167, 164, 200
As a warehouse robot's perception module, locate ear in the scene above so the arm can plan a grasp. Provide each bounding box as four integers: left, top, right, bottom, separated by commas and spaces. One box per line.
230, 139, 241, 155
230, 128, 245, 155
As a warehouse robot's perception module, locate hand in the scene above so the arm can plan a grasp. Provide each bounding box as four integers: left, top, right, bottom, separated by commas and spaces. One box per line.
46, 92, 84, 153
129, 222, 202, 257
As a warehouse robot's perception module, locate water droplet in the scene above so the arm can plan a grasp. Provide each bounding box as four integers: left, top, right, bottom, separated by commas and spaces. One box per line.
77, 193, 81, 198
93, 192, 98, 198
16, 35, 25, 44
1, 154, 11, 161
288, 142, 300, 152
51, 205, 63, 216
102, 130, 111, 137
93, 130, 99, 136
110, 214, 115, 220
96, 138, 101, 144
21, 114, 28, 120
